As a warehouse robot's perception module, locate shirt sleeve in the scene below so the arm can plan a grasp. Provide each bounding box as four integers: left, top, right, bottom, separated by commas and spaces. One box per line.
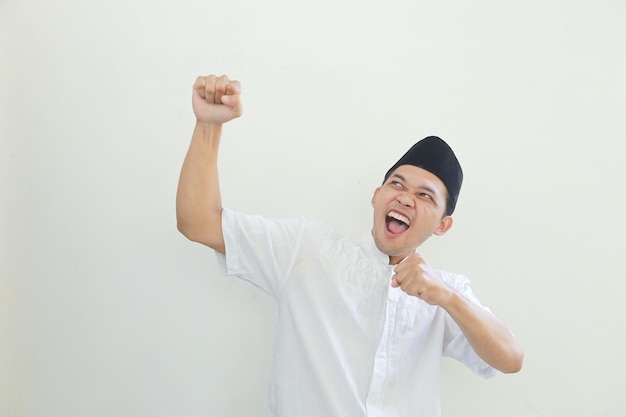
214, 208, 330, 298
440, 272, 498, 379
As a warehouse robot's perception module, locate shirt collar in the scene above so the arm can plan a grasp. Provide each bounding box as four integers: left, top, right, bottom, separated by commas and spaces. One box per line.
361, 231, 392, 266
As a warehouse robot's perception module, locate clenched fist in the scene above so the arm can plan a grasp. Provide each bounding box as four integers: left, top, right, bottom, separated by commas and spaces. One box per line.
391, 253, 453, 306
192, 74, 243, 125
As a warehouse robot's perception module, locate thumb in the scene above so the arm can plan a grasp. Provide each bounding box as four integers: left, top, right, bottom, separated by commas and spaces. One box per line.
391, 277, 400, 288
220, 94, 233, 105
220, 94, 243, 117
220, 94, 239, 108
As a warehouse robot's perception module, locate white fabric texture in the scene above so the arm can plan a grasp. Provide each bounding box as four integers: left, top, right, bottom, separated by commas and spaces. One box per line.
215, 208, 496, 417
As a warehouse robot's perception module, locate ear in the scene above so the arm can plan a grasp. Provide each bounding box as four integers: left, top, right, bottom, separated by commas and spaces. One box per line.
433, 216, 453, 236
371, 187, 381, 207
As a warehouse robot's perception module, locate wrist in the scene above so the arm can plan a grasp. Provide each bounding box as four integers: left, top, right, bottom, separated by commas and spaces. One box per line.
438, 287, 459, 310
195, 120, 223, 133
191, 121, 223, 153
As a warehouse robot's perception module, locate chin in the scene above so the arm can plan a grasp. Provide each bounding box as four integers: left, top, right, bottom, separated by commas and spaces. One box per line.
374, 237, 405, 257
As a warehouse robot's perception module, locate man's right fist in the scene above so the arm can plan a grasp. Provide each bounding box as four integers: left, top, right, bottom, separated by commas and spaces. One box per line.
192, 74, 243, 125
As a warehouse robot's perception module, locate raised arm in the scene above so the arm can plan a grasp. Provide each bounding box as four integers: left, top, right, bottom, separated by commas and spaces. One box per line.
176, 74, 243, 253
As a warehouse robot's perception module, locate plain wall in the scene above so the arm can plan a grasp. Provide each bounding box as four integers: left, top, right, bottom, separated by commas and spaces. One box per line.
2, 0, 625, 416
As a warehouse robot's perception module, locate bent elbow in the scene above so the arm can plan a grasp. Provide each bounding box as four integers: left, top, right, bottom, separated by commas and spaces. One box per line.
501, 348, 524, 374
177, 220, 205, 244
176, 217, 225, 253
176, 216, 205, 243
176, 218, 194, 241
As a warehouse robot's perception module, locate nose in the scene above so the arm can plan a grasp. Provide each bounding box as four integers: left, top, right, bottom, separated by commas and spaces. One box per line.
396, 192, 415, 207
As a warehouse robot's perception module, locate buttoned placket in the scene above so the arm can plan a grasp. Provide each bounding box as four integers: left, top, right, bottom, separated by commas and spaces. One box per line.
365, 265, 402, 417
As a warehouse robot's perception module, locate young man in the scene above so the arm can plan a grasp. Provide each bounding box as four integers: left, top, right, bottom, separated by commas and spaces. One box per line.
176, 74, 523, 417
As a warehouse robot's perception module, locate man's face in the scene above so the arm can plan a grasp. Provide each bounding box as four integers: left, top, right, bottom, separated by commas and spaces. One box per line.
371, 165, 453, 265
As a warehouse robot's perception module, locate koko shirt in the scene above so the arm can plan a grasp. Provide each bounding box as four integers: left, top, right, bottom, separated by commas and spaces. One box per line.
215, 208, 496, 417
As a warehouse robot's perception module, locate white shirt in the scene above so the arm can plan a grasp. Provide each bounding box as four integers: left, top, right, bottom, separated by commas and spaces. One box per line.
216, 208, 496, 417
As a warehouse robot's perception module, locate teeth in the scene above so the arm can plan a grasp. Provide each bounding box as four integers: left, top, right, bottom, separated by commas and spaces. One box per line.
388, 211, 410, 226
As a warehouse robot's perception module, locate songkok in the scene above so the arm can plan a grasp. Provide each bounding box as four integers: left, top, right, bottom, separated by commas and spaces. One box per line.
384, 136, 463, 214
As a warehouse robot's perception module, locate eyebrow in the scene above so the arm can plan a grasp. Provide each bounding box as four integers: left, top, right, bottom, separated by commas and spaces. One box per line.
390, 173, 407, 183
390, 173, 440, 198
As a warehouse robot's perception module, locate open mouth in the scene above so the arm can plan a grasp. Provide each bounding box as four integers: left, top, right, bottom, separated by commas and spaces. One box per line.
386, 211, 410, 234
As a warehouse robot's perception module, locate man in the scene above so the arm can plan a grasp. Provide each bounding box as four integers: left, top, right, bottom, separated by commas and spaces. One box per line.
176, 74, 523, 417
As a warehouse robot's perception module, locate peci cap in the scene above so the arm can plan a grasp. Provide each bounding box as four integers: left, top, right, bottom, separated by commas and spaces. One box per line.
384, 136, 463, 214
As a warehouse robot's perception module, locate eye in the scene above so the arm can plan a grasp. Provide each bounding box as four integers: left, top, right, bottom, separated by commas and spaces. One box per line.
419, 192, 433, 200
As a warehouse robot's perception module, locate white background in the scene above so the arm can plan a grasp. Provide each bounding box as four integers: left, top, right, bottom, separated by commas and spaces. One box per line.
2, 0, 625, 416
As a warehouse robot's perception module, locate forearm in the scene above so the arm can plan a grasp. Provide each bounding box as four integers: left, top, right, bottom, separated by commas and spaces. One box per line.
176, 121, 225, 252
442, 292, 524, 373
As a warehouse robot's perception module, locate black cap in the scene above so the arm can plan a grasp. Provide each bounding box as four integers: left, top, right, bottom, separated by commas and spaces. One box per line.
384, 136, 463, 214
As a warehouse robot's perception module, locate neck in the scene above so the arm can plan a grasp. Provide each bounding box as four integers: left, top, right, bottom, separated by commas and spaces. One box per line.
389, 253, 412, 265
